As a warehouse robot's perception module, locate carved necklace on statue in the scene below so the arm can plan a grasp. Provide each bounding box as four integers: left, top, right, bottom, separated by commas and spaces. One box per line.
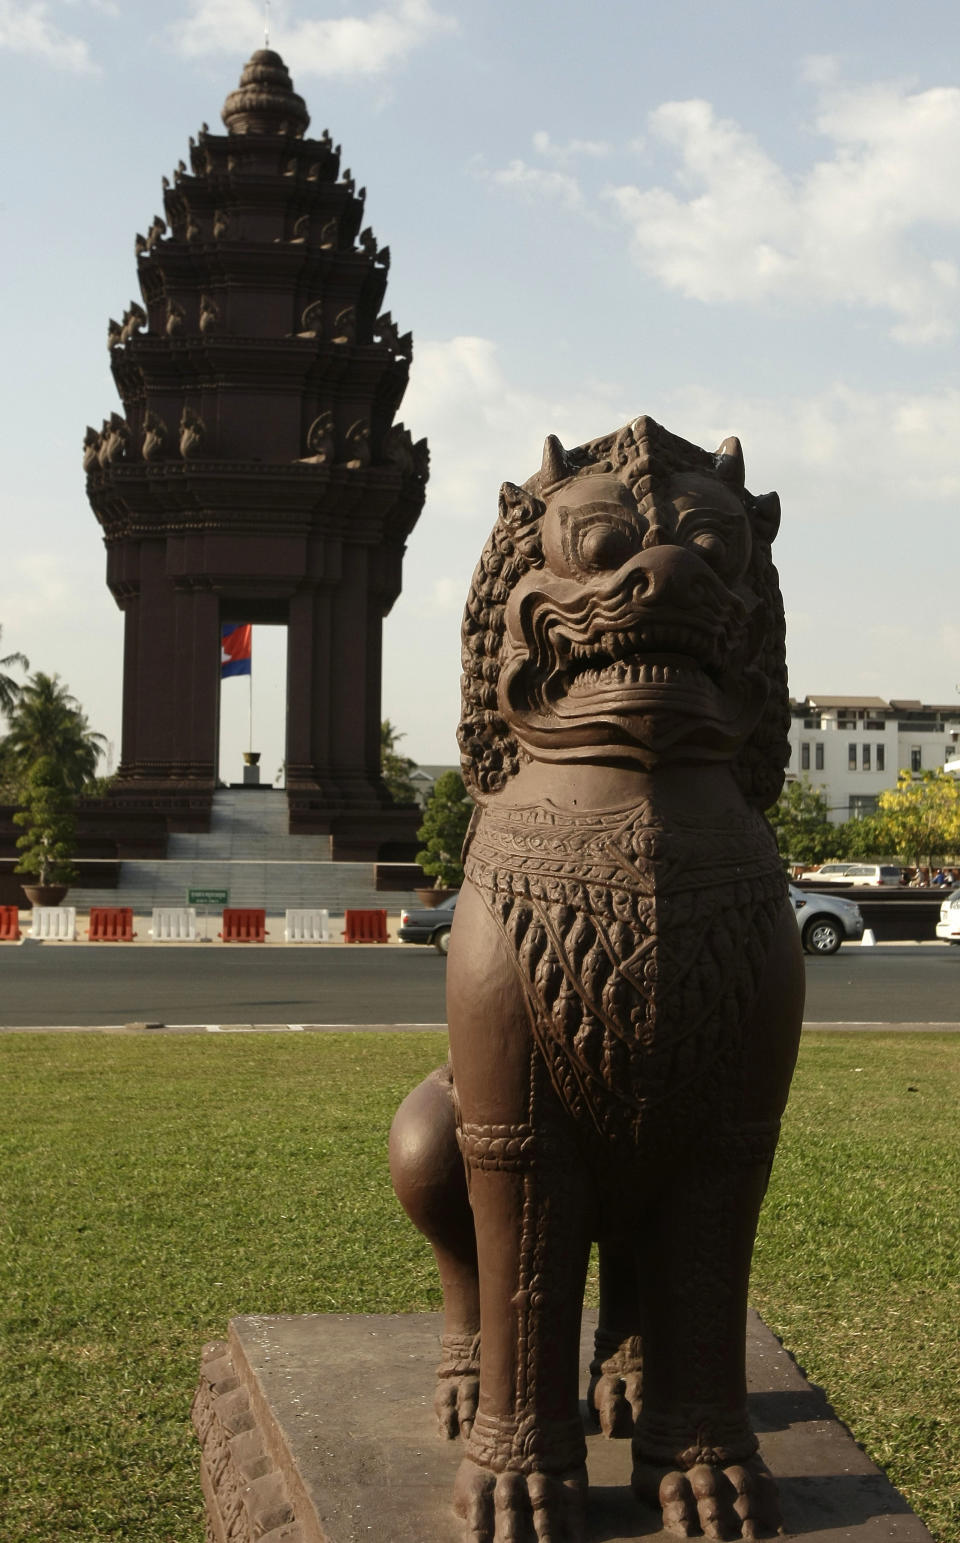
464, 797, 786, 1151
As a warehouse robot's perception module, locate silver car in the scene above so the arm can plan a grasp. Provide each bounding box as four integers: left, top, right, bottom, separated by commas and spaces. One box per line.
789, 884, 864, 955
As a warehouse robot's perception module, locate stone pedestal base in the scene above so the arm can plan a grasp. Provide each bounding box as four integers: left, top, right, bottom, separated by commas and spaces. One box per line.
192, 1311, 933, 1543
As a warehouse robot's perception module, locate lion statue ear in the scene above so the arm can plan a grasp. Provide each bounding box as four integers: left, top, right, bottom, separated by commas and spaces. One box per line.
750, 489, 781, 544
714, 435, 745, 489
540, 433, 572, 490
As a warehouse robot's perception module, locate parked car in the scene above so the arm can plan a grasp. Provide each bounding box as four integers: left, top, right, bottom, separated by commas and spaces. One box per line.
803, 862, 856, 882
935, 888, 960, 944
789, 884, 864, 955
804, 862, 901, 886
398, 894, 458, 954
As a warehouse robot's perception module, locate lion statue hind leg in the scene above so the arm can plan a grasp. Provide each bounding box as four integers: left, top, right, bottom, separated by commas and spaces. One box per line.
389, 1064, 480, 1439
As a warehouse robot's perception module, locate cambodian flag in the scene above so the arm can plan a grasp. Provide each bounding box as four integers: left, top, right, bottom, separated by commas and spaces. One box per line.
221, 623, 252, 678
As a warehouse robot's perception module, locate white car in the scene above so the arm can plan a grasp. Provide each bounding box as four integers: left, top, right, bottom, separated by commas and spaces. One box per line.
935, 888, 960, 944
804, 863, 901, 887
789, 884, 865, 955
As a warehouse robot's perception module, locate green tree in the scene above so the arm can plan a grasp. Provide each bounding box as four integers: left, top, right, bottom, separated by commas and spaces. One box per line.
833, 810, 888, 859
871, 770, 960, 870
380, 719, 418, 805
416, 770, 473, 888
13, 756, 78, 887
769, 777, 837, 866
0, 626, 28, 718
2, 672, 105, 796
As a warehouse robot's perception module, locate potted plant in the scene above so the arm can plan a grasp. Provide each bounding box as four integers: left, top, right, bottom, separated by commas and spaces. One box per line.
415, 770, 473, 906
13, 756, 78, 907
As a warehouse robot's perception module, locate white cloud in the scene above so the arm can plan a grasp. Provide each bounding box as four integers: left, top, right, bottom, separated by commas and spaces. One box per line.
479, 129, 611, 212
487, 158, 584, 210
606, 77, 960, 342
662, 380, 960, 505
531, 129, 610, 162
175, 0, 456, 76
0, 0, 96, 71
402, 335, 630, 519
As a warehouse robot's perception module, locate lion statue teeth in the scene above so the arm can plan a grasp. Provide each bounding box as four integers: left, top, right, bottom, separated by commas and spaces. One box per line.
390, 415, 804, 1542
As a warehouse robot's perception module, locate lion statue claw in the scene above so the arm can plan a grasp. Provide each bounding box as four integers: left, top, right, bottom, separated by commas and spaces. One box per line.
390, 416, 804, 1541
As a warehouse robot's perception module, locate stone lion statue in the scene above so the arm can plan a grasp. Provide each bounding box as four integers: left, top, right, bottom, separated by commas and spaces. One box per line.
390, 415, 804, 1541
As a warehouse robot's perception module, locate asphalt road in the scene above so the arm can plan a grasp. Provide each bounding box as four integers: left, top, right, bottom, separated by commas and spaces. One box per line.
0, 942, 957, 1029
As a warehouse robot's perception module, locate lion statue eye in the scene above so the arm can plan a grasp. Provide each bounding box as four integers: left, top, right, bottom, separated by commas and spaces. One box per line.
692, 530, 725, 562
575, 520, 639, 572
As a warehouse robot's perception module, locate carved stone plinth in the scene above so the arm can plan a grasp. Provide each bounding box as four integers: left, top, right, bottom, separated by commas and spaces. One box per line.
192, 1311, 932, 1543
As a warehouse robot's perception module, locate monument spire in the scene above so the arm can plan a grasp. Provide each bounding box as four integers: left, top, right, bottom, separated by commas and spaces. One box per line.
221, 48, 309, 137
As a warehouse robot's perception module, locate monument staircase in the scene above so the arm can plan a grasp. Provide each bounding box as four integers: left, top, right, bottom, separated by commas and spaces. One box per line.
75, 789, 419, 916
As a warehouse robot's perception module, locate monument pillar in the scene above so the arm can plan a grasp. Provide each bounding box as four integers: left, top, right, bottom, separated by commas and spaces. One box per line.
85, 50, 428, 852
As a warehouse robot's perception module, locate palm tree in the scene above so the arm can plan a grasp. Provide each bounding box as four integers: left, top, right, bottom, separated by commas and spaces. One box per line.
0, 626, 28, 718
3, 672, 106, 795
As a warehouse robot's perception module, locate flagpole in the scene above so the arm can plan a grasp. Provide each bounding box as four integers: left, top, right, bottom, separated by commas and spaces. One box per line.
248, 667, 253, 754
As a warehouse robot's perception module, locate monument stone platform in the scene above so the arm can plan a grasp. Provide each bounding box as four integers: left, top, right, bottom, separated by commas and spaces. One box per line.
193, 1309, 932, 1543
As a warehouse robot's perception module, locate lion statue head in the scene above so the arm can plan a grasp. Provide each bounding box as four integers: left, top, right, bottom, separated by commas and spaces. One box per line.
458, 414, 789, 809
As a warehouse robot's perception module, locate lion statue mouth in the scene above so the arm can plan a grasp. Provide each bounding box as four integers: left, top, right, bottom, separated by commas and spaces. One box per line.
500, 558, 767, 761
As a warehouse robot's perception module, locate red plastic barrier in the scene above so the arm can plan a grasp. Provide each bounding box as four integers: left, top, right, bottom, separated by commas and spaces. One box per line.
88, 907, 135, 942
343, 908, 389, 944
219, 908, 266, 943
0, 906, 20, 941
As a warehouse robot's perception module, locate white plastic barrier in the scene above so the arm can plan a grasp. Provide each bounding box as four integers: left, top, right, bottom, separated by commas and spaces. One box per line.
30, 906, 77, 941
284, 907, 330, 943
150, 907, 199, 941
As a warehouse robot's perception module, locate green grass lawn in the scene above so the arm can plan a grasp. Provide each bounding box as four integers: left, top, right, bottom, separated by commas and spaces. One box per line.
0, 1031, 957, 1541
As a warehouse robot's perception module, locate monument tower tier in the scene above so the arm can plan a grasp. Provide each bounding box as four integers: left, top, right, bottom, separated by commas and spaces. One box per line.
85, 50, 428, 857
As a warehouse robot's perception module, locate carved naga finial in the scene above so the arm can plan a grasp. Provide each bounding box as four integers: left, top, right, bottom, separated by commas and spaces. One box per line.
343, 419, 371, 470
179, 407, 206, 459
303, 411, 335, 464
199, 294, 220, 334
142, 411, 167, 462
165, 299, 186, 336
82, 426, 101, 472
119, 302, 146, 343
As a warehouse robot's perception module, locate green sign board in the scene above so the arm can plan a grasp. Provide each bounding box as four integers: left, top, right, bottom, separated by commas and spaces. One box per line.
187, 888, 229, 906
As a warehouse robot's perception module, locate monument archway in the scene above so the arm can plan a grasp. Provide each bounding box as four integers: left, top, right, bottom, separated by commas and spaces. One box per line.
85, 50, 428, 858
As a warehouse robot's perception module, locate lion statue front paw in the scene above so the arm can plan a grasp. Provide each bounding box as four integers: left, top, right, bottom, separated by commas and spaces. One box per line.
633, 1455, 784, 1539
453, 1458, 588, 1543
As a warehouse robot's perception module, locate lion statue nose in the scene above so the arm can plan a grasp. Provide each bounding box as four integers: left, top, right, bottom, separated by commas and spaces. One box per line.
626, 542, 714, 612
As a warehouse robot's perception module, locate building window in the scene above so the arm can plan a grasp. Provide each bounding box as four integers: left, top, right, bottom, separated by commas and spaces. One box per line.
849, 794, 878, 819
877, 744, 885, 772
815, 743, 824, 771
848, 743, 857, 770
801, 742, 810, 770
862, 744, 871, 771
911, 746, 921, 773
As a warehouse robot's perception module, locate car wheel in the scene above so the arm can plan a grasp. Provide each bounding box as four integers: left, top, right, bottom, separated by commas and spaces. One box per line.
803, 916, 843, 955
434, 928, 451, 955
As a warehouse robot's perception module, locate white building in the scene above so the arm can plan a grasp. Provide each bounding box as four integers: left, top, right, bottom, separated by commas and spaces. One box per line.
785, 695, 960, 824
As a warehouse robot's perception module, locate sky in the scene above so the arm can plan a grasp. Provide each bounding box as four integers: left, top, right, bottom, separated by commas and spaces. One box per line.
2, 0, 960, 783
